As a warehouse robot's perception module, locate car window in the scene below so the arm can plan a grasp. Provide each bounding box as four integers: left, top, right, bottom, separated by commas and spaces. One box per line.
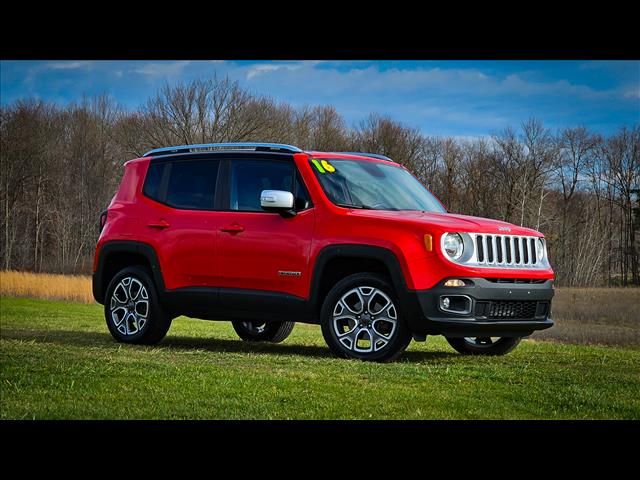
165, 159, 219, 210
142, 162, 165, 202
229, 159, 294, 212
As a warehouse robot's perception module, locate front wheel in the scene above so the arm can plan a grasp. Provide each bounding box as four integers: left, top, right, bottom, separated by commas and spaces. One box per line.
445, 336, 521, 356
231, 320, 295, 343
320, 273, 412, 362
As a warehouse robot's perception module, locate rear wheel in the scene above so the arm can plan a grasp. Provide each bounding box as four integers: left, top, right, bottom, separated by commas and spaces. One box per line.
231, 320, 295, 343
104, 266, 171, 345
445, 336, 521, 355
320, 273, 412, 362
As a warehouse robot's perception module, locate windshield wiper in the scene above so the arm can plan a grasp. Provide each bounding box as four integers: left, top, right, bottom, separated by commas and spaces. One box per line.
336, 202, 374, 210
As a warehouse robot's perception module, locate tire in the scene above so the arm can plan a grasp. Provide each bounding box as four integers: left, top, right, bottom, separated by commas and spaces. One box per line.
445, 336, 522, 356
104, 266, 171, 345
320, 273, 412, 362
232, 320, 295, 343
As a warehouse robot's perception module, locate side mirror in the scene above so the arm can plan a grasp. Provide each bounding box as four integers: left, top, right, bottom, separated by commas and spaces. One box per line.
260, 190, 295, 216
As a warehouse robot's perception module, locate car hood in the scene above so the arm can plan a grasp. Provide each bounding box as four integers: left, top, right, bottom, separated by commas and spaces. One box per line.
347, 209, 542, 236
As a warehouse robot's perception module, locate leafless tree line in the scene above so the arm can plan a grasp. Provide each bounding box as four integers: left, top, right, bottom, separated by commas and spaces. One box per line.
1, 77, 638, 286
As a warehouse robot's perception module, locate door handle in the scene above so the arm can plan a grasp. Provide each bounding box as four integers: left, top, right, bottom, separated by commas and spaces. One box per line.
147, 220, 170, 229
220, 223, 245, 234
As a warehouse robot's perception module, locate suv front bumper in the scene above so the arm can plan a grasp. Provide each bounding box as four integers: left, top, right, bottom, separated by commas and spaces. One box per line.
407, 277, 554, 337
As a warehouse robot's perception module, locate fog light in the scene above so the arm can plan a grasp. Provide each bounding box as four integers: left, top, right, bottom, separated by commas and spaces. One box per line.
439, 295, 472, 315
444, 279, 466, 287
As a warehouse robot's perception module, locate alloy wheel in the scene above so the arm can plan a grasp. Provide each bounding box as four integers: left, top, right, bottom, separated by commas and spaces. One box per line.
109, 276, 149, 336
332, 286, 398, 353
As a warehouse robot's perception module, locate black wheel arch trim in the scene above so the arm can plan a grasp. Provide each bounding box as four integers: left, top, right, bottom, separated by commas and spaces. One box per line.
308, 244, 419, 318
93, 240, 165, 304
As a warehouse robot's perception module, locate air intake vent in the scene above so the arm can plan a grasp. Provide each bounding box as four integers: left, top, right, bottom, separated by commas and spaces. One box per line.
475, 300, 539, 320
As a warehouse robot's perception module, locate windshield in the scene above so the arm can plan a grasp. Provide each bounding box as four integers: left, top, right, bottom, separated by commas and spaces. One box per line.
309, 158, 446, 212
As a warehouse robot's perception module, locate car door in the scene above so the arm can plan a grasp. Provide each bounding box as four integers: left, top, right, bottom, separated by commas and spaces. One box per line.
139, 157, 221, 290
215, 157, 315, 299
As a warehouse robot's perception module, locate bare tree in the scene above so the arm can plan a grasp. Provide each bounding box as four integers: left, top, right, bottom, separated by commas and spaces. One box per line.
352, 113, 424, 169
602, 126, 640, 285
553, 126, 600, 284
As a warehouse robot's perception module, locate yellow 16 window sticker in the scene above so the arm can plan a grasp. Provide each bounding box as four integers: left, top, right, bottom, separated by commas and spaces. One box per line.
311, 159, 336, 173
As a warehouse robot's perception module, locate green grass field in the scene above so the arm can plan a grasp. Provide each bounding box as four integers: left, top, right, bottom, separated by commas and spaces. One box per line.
1, 296, 639, 419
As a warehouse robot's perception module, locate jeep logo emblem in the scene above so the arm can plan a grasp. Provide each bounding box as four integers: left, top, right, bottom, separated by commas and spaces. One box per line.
498, 226, 511, 232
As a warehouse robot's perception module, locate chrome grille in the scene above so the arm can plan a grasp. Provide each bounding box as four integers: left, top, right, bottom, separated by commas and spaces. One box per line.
472, 234, 542, 268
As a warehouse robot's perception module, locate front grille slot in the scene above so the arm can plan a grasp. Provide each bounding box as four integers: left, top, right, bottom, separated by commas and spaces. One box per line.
475, 300, 539, 320
476, 236, 484, 262
472, 234, 541, 268
505, 237, 512, 263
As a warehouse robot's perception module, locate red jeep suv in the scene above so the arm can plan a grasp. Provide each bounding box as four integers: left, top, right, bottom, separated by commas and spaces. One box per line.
93, 143, 554, 361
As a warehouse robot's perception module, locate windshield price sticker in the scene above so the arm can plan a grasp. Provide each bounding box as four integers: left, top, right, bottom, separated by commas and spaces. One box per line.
312, 159, 336, 173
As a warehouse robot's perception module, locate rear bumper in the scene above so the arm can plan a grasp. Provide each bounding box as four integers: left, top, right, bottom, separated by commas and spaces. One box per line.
405, 277, 554, 337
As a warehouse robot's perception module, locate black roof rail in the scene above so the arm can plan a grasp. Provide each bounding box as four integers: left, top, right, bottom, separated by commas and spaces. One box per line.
143, 142, 303, 157
331, 152, 395, 162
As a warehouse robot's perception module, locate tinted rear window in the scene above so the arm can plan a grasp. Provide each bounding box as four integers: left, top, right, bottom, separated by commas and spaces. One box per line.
143, 163, 164, 201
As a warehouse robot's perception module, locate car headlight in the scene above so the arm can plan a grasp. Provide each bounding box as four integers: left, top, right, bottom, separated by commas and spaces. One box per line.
443, 233, 464, 260
536, 238, 546, 262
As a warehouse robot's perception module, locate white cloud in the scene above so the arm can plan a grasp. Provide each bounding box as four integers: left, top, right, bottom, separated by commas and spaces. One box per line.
218, 61, 632, 135
245, 61, 325, 80
45, 61, 93, 70
500, 74, 612, 99
623, 86, 640, 99
234, 61, 620, 103
131, 61, 192, 78
246, 62, 305, 80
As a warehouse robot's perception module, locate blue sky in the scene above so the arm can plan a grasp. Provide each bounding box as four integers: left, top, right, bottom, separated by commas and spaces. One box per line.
1, 60, 638, 137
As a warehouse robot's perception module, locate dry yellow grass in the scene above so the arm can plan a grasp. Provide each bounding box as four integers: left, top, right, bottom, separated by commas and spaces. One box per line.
0, 270, 93, 304
552, 287, 639, 325
533, 287, 639, 345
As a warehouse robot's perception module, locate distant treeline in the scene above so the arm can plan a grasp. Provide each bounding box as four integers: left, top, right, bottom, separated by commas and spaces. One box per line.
1, 77, 638, 286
